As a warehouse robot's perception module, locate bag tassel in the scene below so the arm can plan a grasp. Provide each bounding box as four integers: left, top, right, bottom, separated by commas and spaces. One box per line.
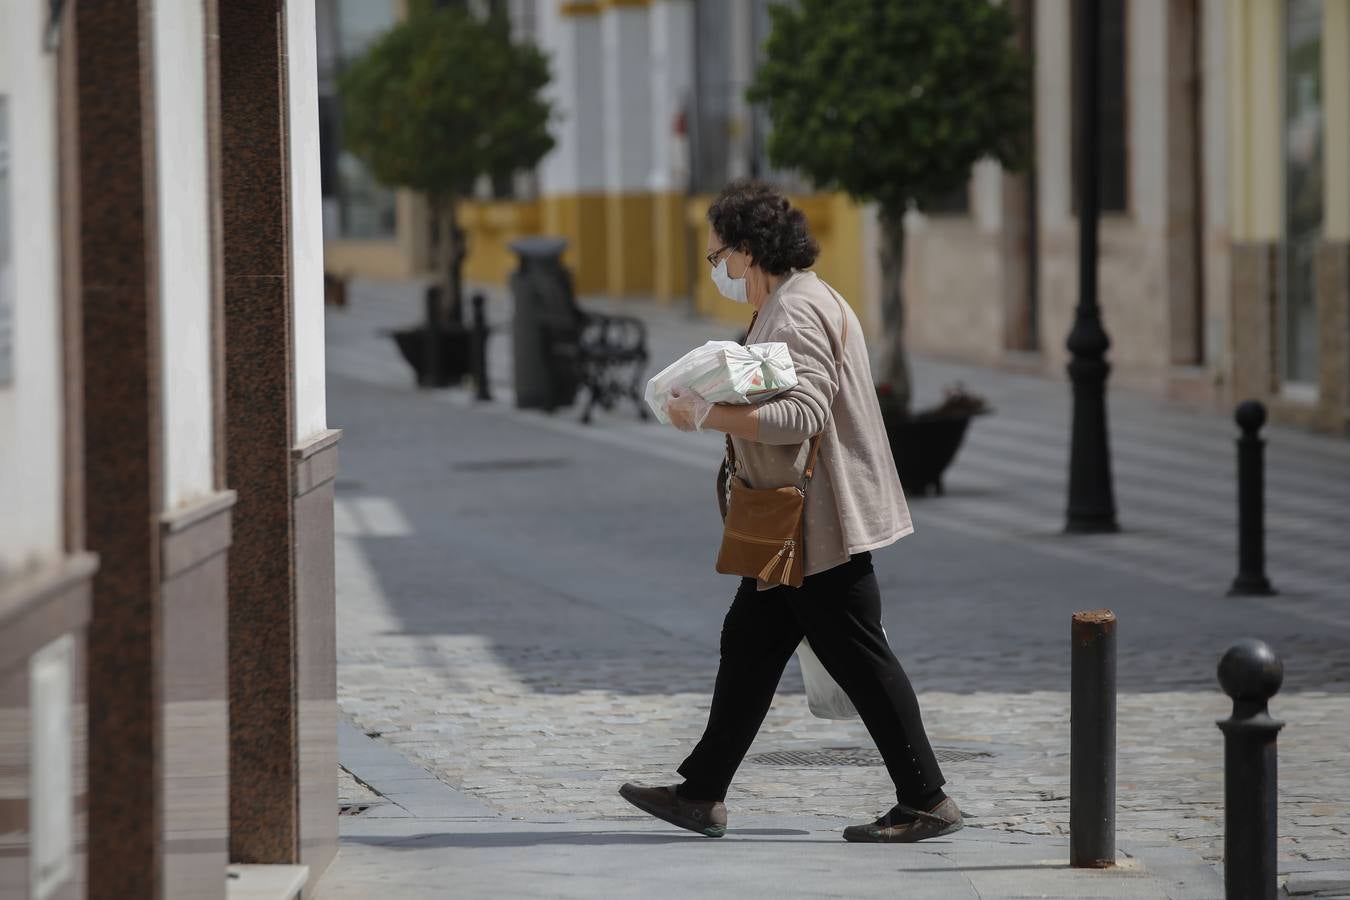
758, 541, 796, 584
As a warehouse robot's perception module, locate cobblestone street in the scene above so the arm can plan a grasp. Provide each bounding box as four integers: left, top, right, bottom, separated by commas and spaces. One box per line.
325, 283, 1350, 894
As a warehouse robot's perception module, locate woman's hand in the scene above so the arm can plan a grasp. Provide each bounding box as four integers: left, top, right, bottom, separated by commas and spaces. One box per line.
667, 387, 714, 432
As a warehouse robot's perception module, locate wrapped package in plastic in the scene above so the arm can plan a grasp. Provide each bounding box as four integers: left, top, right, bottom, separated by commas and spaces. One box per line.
644, 340, 798, 425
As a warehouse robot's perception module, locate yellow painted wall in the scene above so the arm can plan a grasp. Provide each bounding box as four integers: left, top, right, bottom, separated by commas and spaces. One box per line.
325, 239, 417, 280
605, 193, 655, 296
1229, 0, 1284, 242
325, 189, 431, 281
685, 192, 870, 327
459, 199, 542, 285
652, 191, 690, 302
542, 193, 609, 294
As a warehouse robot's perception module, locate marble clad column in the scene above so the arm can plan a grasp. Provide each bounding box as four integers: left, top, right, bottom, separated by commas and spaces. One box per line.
72, 2, 164, 896
218, 0, 298, 866
218, 0, 340, 882
75, 0, 236, 895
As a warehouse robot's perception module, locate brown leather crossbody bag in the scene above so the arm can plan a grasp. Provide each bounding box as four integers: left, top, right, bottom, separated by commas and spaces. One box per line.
714, 288, 847, 588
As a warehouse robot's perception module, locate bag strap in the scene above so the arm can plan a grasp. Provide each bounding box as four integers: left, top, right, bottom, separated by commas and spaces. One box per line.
724, 285, 850, 480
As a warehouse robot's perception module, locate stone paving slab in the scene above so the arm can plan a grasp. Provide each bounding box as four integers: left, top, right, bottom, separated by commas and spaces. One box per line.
319, 817, 1225, 900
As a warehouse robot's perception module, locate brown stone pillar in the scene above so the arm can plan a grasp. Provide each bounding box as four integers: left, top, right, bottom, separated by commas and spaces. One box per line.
1166, 0, 1205, 367
74, 3, 163, 895
1317, 241, 1350, 433
1001, 0, 1037, 353
219, 0, 340, 881
1228, 242, 1279, 403
74, 1, 234, 897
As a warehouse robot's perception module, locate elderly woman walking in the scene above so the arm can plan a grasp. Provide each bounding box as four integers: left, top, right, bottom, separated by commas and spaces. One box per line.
619, 180, 961, 843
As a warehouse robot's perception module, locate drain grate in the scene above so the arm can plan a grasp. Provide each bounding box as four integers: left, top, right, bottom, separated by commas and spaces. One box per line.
747, 746, 990, 767
452, 457, 571, 472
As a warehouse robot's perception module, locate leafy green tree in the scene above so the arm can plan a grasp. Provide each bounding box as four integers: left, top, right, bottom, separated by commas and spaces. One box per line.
339, 5, 553, 321
749, 0, 1030, 413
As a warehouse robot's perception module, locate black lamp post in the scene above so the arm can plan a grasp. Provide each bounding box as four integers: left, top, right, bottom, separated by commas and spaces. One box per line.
1065, 0, 1119, 534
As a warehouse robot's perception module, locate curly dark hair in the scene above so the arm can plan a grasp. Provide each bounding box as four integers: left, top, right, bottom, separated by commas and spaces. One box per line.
707, 179, 820, 276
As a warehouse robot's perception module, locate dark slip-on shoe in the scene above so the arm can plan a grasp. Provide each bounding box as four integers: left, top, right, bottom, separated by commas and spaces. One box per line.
618, 783, 727, 838
842, 796, 964, 843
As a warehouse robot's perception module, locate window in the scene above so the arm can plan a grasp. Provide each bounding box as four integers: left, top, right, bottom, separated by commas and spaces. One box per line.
317, 0, 399, 240
691, 0, 732, 193
1282, 0, 1323, 386
1070, 0, 1128, 214
921, 183, 972, 216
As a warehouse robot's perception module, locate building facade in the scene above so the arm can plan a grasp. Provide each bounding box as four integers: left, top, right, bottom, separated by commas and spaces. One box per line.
319, 0, 1349, 434
0, 1, 339, 898
903, 0, 1349, 434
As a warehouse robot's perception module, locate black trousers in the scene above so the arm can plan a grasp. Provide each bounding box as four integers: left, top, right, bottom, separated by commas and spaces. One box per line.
677, 552, 946, 806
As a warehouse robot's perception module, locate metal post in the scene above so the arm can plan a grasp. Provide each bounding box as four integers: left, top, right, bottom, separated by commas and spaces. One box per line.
1070, 609, 1116, 868
1065, 0, 1119, 534
421, 284, 446, 388
1217, 639, 1284, 900
471, 293, 492, 402
1230, 401, 1276, 596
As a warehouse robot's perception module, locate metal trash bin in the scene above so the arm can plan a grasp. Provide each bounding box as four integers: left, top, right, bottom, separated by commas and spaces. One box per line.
509, 237, 580, 411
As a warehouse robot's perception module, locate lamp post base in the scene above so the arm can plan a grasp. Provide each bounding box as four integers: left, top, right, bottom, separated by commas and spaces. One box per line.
1064, 514, 1120, 535
1228, 575, 1277, 597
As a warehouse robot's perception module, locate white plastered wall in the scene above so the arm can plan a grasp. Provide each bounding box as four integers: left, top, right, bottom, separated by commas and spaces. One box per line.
1036, 0, 1072, 230
153, 0, 216, 510
537, 5, 608, 196
1202, 0, 1232, 370
0, 0, 64, 575
289, 0, 329, 443
601, 4, 652, 194
1129, 0, 1167, 231
648, 0, 693, 193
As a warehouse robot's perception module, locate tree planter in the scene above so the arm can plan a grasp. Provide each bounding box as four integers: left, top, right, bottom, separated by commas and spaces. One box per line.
389, 325, 472, 387
880, 394, 991, 497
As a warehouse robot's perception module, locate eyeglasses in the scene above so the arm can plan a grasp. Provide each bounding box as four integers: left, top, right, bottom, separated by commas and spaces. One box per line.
706, 246, 731, 267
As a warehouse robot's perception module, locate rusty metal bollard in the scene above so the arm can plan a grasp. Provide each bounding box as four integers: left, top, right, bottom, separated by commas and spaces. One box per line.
1217, 639, 1284, 900
1229, 401, 1276, 596
1071, 609, 1117, 868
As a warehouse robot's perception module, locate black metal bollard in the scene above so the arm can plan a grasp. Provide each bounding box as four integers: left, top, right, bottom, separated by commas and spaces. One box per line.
1070, 609, 1117, 868
1230, 401, 1276, 596
471, 293, 492, 402
1217, 639, 1284, 900
421, 284, 446, 388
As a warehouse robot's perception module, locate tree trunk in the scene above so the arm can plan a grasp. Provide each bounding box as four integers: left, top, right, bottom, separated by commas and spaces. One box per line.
876, 206, 913, 414
433, 196, 464, 327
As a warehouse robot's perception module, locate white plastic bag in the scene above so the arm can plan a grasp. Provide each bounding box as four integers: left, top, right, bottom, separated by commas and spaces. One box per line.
795, 629, 891, 720
644, 340, 798, 425
795, 639, 858, 720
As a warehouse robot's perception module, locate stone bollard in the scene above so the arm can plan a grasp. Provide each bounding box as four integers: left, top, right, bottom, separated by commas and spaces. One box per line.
1070, 609, 1117, 868
1229, 401, 1277, 596
1217, 639, 1284, 900
471, 293, 492, 402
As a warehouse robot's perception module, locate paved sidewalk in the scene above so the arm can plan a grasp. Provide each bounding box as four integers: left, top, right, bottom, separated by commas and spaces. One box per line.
319, 723, 1221, 900
319, 279, 1350, 898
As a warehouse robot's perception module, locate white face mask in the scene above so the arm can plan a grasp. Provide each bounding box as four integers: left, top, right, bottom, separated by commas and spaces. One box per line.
711, 256, 749, 304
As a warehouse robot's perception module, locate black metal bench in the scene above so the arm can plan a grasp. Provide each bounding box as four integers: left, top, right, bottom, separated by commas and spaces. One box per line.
555, 271, 649, 424
509, 238, 649, 424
